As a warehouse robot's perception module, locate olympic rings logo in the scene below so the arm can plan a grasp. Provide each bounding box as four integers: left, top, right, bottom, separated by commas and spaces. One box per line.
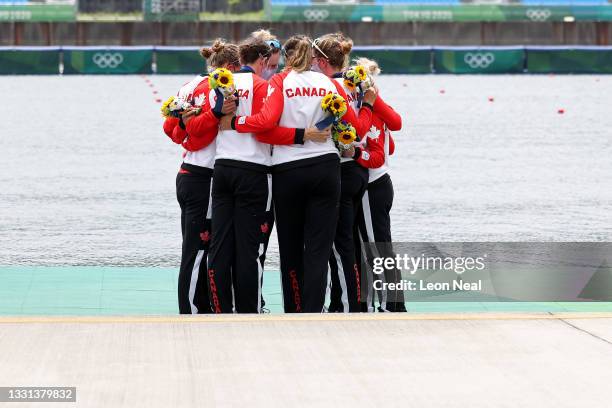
303, 9, 330, 21
463, 52, 495, 69
526, 9, 551, 22
92, 52, 124, 69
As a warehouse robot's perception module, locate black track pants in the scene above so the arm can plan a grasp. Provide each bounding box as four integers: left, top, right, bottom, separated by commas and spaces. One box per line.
357, 173, 405, 312
328, 161, 368, 313
207, 164, 272, 313
260, 207, 275, 310
176, 171, 213, 314
273, 157, 341, 313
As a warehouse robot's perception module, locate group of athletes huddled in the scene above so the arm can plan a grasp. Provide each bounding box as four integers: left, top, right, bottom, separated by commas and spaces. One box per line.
162, 30, 404, 314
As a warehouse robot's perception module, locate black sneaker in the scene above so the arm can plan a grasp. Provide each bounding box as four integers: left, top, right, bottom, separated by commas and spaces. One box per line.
388, 302, 407, 313
327, 302, 342, 313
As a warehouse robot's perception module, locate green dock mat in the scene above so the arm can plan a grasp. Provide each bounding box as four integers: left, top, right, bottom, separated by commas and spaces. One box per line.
1, 267, 611, 315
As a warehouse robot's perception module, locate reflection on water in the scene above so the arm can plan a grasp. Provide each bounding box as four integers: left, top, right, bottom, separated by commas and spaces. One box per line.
0, 75, 611, 267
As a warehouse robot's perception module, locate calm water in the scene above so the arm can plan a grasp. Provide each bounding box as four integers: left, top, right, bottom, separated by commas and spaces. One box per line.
1, 75, 611, 268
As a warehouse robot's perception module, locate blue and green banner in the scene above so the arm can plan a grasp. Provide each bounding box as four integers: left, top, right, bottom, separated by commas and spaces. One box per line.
434, 47, 525, 74
0, 47, 60, 74
155, 47, 206, 74
527, 46, 612, 73
3, 46, 612, 75
269, 3, 612, 22
63, 47, 153, 75
352, 47, 432, 74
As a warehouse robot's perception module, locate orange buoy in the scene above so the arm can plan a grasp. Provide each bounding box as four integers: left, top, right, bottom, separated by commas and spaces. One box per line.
155, 98, 162, 103
488, 97, 494, 102
558, 109, 565, 114
440, 89, 445, 94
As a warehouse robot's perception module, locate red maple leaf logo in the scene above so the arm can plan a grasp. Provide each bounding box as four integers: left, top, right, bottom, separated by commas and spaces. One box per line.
260, 222, 269, 234
200, 231, 210, 242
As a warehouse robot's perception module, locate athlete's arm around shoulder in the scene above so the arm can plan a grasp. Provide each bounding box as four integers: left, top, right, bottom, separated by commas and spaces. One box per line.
232, 72, 287, 134
248, 73, 309, 146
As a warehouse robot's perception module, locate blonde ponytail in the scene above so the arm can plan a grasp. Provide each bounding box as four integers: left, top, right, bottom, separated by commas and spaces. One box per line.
352, 57, 381, 76
283, 35, 313, 73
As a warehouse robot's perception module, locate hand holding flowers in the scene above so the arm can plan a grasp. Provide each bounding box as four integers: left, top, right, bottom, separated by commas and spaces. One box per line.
160, 95, 200, 119
316, 92, 348, 130
209, 68, 239, 116
343, 64, 377, 107
208, 68, 236, 97
332, 121, 357, 152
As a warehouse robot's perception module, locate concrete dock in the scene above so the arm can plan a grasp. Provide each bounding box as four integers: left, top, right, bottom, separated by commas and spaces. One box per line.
0, 313, 611, 407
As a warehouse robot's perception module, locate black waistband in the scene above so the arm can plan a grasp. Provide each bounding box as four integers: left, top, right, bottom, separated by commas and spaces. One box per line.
180, 162, 213, 176
215, 159, 271, 173
369, 172, 391, 186
341, 160, 363, 169
272, 153, 339, 173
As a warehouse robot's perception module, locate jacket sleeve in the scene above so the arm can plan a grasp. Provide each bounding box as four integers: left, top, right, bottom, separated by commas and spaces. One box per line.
248, 75, 305, 145
332, 80, 373, 137
373, 96, 402, 131
254, 126, 303, 145
355, 141, 385, 169
183, 83, 219, 152
355, 126, 385, 169
234, 73, 285, 134
163, 117, 187, 145
163, 117, 177, 138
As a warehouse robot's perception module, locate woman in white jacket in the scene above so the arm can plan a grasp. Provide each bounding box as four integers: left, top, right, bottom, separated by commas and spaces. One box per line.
220, 35, 367, 313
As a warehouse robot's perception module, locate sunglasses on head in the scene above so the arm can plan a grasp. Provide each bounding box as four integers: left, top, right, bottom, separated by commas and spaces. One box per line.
311, 38, 329, 59
266, 39, 282, 50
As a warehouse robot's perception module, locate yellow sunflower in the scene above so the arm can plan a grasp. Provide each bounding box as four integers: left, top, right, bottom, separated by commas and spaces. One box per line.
209, 68, 234, 90
160, 96, 176, 118
321, 93, 334, 110
337, 130, 356, 145
355, 65, 367, 81
343, 78, 356, 92
329, 96, 347, 117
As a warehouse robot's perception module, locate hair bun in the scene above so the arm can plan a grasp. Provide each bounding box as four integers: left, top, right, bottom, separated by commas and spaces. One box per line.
211, 39, 226, 53
340, 40, 353, 55
199, 47, 213, 59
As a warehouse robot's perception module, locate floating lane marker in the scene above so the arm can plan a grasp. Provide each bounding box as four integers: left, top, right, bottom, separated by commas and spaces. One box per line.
142, 75, 160, 103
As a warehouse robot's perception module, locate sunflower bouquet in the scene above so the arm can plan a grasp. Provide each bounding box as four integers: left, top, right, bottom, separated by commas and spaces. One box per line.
343, 65, 373, 93
332, 121, 357, 152
160, 95, 194, 119
316, 92, 348, 130
208, 68, 236, 97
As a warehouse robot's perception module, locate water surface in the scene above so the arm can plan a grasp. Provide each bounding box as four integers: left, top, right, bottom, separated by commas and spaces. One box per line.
1, 75, 611, 268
